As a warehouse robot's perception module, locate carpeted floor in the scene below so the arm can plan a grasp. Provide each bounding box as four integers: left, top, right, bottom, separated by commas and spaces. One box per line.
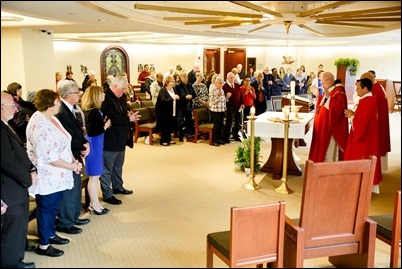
26, 113, 401, 268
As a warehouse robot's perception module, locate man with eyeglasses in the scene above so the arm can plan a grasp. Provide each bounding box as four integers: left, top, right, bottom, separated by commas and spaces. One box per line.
55, 80, 91, 235
1, 91, 36, 268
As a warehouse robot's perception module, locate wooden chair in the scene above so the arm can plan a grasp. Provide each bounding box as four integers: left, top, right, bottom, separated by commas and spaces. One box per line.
130, 102, 141, 110
284, 156, 377, 268
392, 80, 401, 113
133, 107, 157, 145
369, 190, 401, 268
207, 201, 286, 268
141, 100, 154, 108
192, 107, 213, 145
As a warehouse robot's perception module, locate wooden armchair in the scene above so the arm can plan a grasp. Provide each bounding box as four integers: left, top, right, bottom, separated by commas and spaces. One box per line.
369, 190, 401, 268
133, 107, 157, 145
284, 157, 377, 268
207, 201, 286, 268
192, 107, 213, 145
392, 80, 401, 113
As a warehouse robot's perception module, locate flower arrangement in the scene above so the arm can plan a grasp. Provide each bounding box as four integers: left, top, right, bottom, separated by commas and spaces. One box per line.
234, 136, 263, 172
334, 58, 360, 76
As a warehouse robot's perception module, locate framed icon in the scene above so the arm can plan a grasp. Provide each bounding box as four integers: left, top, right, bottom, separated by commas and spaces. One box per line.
138, 64, 143, 72
100, 45, 130, 84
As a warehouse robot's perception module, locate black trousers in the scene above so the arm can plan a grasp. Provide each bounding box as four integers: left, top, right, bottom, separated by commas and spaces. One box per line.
1, 199, 29, 268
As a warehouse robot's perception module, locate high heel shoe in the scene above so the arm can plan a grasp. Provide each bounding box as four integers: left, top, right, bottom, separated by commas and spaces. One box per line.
88, 205, 108, 215
101, 207, 110, 212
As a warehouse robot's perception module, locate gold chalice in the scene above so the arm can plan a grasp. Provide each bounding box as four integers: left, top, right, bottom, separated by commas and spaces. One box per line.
291, 105, 303, 120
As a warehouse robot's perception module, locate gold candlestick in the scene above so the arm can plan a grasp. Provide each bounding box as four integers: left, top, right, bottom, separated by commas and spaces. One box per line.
243, 111, 260, 190
275, 112, 294, 194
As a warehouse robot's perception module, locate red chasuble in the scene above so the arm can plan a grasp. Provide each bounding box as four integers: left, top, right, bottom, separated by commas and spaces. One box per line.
372, 82, 391, 156
308, 84, 348, 162
344, 93, 382, 185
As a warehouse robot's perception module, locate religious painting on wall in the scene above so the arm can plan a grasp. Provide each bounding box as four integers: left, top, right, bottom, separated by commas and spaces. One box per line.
100, 45, 130, 85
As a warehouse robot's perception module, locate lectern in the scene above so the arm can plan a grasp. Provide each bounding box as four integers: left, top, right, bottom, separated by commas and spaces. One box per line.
282, 95, 313, 113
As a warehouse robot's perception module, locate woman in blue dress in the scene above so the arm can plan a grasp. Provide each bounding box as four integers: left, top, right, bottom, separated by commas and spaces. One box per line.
81, 86, 111, 215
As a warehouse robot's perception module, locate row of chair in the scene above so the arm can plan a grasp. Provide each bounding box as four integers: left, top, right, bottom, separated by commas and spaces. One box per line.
206, 157, 401, 268
133, 107, 213, 146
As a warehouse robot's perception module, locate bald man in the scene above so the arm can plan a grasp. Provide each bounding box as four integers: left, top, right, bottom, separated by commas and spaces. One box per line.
309, 71, 348, 162
1, 91, 36, 268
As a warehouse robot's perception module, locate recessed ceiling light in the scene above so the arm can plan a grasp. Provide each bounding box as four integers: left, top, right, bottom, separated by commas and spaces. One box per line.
98, 19, 109, 22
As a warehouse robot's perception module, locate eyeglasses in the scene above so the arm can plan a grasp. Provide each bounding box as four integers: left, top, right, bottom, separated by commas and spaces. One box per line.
69, 91, 81, 95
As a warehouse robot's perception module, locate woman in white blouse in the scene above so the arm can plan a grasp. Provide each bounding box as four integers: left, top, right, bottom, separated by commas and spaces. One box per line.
26, 89, 82, 257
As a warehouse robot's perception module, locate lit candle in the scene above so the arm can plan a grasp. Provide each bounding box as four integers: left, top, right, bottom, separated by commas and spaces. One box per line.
283, 107, 290, 120
290, 81, 296, 97
250, 106, 255, 116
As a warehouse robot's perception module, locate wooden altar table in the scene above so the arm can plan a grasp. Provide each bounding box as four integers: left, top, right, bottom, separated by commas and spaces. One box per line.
248, 111, 314, 179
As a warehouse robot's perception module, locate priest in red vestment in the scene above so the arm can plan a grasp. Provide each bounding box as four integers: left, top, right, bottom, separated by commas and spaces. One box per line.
361, 71, 391, 157
308, 72, 348, 162
344, 78, 382, 191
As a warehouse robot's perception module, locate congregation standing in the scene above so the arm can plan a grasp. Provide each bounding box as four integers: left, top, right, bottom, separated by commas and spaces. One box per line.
1, 60, 394, 268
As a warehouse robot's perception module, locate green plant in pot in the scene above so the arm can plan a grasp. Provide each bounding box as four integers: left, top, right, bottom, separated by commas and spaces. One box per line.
234, 136, 263, 172
334, 57, 360, 76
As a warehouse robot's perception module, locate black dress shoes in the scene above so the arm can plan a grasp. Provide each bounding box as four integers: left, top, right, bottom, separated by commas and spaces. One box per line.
18, 262, 35, 268
35, 245, 64, 257
56, 225, 82, 234
103, 196, 122, 205
49, 234, 70, 245
25, 240, 36, 251
113, 188, 133, 195
217, 140, 225, 145
212, 141, 220, 147
75, 218, 90, 225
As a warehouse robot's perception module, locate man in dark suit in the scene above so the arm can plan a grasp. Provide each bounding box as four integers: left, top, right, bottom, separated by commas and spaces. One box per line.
55, 80, 90, 235
1, 92, 36, 268
100, 76, 139, 205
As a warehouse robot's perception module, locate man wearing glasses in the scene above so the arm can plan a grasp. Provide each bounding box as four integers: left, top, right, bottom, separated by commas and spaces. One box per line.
55, 80, 91, 235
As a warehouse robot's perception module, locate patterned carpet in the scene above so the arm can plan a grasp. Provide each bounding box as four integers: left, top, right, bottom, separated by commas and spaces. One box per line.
26, 113, 401, 268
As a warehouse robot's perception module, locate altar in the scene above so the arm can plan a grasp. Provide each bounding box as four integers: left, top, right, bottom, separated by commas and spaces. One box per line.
248, 111, 314, 179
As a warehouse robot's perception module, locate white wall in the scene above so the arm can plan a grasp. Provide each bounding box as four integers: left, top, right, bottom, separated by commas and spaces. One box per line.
243, 45, 401, 81
53, 41, 401, 86
53, 42, 204, 85
1, 28, 55, 96
2, 30, 401, 96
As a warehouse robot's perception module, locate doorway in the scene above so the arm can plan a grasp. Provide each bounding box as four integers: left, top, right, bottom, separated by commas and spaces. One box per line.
246, 57, 256, 77
224, 48, 246, 77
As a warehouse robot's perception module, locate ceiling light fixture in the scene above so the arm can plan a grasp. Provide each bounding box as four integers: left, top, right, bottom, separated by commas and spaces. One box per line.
282, 20, 295, 65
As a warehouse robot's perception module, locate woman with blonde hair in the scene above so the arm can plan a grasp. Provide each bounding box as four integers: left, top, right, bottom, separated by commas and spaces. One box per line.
81, 86, 111, 214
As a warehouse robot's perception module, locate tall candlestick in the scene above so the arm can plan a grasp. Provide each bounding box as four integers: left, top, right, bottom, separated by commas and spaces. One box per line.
290, 81, 296, 96
290, 81, 296, 106
250, 106, 255, 116
283, 107, 290, 120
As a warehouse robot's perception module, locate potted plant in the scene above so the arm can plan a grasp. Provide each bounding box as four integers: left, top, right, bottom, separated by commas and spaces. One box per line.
334, 58, 360, 76
234, 136, 263, 173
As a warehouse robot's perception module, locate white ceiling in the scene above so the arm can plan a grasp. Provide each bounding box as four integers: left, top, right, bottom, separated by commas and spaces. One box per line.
1, 1, 401, 47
